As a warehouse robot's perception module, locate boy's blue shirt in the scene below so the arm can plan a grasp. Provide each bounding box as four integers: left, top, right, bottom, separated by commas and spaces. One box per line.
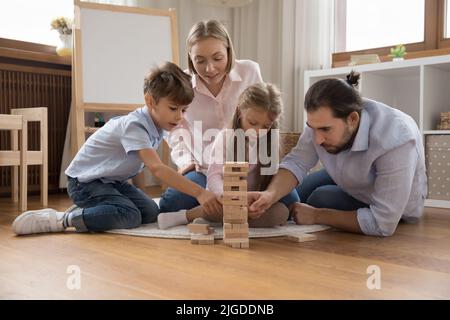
66, 106, 167, 183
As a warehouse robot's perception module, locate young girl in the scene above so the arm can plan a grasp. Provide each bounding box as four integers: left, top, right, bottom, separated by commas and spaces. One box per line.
158, 83, 300, 229
13, 62, 221, 235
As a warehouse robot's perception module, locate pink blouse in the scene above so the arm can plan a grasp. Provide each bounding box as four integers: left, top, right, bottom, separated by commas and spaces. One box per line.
166, 59, 262, 174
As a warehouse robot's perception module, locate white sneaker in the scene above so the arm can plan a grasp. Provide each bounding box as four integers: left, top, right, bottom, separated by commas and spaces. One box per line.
12, 208, 65, 235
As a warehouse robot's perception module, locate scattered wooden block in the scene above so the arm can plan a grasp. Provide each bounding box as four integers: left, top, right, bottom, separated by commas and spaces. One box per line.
285, 233, 317, 243
187, 223, 213, 235
191, 233, 215, 245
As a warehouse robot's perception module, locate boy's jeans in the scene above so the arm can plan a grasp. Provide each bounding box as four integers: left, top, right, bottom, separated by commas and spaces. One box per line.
67, 176, 159, 232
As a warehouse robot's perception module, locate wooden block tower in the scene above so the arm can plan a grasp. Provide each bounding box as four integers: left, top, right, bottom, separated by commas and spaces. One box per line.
223, 162, 249, 249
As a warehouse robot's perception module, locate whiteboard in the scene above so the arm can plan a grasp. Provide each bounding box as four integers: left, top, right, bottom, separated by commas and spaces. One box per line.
78, 3, 175, 104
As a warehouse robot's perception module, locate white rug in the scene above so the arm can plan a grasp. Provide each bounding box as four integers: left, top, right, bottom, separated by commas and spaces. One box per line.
105, 197, 330, 239
107, 221, 330, 239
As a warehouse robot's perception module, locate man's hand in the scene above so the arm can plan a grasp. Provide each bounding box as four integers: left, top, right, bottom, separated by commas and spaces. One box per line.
291, 202, 318, 225
197, 190, 222, 217
248, 191, 276, 218
178, 163, 196, 176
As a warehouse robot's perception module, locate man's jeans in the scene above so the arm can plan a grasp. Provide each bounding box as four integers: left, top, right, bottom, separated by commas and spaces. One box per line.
296, 169, 368, 211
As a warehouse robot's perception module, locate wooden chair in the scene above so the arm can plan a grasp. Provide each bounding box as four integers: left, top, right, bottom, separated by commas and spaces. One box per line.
10, 108, 48, 211
0, 114, 27, 211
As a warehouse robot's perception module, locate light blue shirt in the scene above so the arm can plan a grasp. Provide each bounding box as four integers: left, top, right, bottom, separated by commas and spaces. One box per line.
66, 106, 165, 183
280, 99, 427, 236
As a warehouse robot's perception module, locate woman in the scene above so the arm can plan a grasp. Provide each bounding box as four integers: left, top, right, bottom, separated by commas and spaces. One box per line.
159, 20, 263, 213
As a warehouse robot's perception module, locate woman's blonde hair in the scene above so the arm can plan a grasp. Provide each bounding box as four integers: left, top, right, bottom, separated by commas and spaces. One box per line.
186, 20, 235, 75
229, 82, 283, 191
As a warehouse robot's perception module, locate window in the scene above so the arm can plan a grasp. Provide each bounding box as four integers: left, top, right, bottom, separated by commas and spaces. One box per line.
333, 0, 449, 67
0, 0, 73, 46
446, 0, 450, 37
344, 0, 425, 52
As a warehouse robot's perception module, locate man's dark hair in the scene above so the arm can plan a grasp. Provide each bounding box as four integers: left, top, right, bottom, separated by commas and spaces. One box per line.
304, 71, 363, 119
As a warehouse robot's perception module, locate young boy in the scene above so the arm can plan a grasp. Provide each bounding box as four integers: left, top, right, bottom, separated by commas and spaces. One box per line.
13, 62, 221, 235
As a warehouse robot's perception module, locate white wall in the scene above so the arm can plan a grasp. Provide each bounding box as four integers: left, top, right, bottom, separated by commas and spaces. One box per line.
138, 0, 234, 70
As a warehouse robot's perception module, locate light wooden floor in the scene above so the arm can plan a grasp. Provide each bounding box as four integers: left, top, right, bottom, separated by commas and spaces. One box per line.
1, 191, 450, 299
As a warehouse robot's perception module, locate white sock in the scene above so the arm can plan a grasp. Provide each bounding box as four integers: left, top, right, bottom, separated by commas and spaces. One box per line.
157, 210, 188, 229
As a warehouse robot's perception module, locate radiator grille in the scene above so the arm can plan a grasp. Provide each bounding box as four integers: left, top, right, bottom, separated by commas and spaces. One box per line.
0, 67, 71, 195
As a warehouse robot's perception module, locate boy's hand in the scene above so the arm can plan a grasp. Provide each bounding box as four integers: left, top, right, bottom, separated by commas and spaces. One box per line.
197, 190, 222, 216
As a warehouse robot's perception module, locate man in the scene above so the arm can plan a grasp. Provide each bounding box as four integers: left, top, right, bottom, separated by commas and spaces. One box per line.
249, 72, 427, 237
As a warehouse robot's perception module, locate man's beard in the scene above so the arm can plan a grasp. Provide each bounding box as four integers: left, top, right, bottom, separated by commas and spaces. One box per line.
323, 126, 357, 154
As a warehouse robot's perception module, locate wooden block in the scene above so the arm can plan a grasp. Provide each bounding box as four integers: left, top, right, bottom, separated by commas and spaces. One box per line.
224, 166, 249, 173
239, 241, 249, 249
222, 198, 247, 206
223, 223, 249, 240
223, 180, 247, 192
225, 238, 249, 249
224, 162, 249, 169
223, 180, 247, 188
223, 205, 247, 215
191, 233, 215, 245
232, 223, 248, 229
223, 206, 247, 224
223, 191, 247, 197
285, 233, 317, 243
223, 176, 244, 182
223, 171, 248, 178
188, 224, 214, 235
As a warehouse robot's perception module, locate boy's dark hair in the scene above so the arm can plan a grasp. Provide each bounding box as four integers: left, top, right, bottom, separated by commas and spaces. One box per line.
143, 62, 194, 106
304, 70, 363, 119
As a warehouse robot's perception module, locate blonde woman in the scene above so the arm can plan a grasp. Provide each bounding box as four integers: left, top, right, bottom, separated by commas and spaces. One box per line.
160, 20, 263, 213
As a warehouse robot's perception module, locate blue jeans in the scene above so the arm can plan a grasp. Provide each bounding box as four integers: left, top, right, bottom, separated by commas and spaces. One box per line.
159, 171, 207, 212
279, 189, 300, 208
67, 176, 159, 232
296, 169, 368, 211
158, 170, 300, 212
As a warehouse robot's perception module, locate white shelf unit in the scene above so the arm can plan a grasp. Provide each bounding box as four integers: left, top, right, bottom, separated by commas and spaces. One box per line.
304, 55, 450, 209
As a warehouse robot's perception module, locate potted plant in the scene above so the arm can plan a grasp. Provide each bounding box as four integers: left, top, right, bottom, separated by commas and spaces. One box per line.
50, 17, 73, 57
389, 44, 406, 62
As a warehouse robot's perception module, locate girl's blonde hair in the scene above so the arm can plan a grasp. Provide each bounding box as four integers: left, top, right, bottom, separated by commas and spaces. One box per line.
230, 82, 282, 131
229, 82, 283, 191
186, 20, 235, 75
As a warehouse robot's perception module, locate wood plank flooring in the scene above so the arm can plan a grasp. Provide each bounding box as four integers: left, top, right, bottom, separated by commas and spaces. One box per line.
1, 192, 450, 299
